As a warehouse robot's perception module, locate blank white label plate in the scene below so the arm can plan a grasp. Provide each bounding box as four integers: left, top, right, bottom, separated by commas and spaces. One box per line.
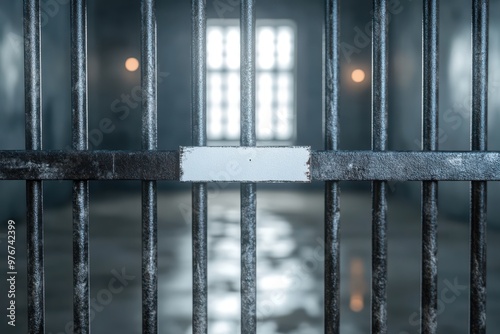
179, 146, 311, 183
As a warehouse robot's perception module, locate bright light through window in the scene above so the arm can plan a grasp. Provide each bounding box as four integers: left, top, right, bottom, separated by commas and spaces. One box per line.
207, 19, 296, 143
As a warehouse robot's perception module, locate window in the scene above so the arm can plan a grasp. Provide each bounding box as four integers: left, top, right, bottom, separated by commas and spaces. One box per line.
207, 19, 296, 143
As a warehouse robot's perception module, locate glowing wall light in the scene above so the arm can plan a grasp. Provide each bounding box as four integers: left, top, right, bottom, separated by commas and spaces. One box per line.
351, 69, 366, 83
125, 57, 139, 72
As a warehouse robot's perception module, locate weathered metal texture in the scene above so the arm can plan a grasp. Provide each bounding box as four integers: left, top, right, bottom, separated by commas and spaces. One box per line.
0, 151, 179, 180
72, 181, 89, 334
71, 0, 90, 333
311, 151, 500, 181
372, 0, 388, 332
191, 0, 208, 333
24, 0, 45, 333
421, 1, 439, 333
142, 180, 158, 334
71, 0, 88, 153
421, 180, 438, 334
5, 150, 500, 181
141, 0, 159, 332
8, 0, 496, 332
471, 0, 489, 333
240, 0, 256, 149
180, 147, 311, 182
324, 0, 341, 332
241, 182, 257, 334
26, 181, 44, 334
240, 0, 257, 333
191, 183, 207, 334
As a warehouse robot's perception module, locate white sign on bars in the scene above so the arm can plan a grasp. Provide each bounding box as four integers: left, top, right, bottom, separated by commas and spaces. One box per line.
179, 146, 311, 183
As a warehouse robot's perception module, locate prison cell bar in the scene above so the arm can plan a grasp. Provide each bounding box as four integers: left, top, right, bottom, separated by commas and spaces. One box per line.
421, 0, 439, 333
191, 0, 208, 333
24, 0, 45, 333
7, 150, 500, 181
71, 0, 90, 332
471, 0, 489, 333
324, 0, 341, 333
141, 0, 159, 332
241, 0, 257, 333
371, 0, 388, 333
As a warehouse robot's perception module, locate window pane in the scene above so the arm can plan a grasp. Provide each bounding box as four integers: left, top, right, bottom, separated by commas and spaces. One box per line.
208, 27, 224, 69
207, 20, 296, 143
257, 105, 273, 140
257, 27, 276, 70
277, 27, 294, 69
257, 73, 274, 107
208, 106, 223, 139
208, 73, 223, 105
225, 28, 240, 70
226, 72, 240, 108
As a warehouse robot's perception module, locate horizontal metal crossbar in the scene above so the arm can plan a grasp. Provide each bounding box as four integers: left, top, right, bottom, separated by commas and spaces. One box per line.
0, 150, 179, 180
311, 151, 498, 181
1, 150, 499, 181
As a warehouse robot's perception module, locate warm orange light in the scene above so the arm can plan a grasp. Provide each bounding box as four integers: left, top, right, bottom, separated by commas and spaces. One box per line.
350, 293, 364, 312
351, 69, 366, 83
350, 258, 366, 312
125, 57, 139, 72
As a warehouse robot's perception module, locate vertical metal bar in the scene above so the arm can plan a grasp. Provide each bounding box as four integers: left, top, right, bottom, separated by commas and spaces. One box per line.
192, 0, 208, 333
471, 1, 488, 333
71, 1, 90, 333
324, 0, 340, 333
24, 1, 45, 333
421, 1, 439, 333
371, 0, 388, 333
241, 3, 256, 148
141, 0, 158, 333
241, 0, 257, 333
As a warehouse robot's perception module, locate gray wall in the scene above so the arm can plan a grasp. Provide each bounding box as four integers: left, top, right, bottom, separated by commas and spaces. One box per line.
0, 0, 72, 219
391, 0, 500, 223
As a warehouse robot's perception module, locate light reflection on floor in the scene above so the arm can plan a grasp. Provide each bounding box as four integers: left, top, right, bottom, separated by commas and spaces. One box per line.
3, 189, 500, 334
170, 194, 325, 334
159, 189, 500, 334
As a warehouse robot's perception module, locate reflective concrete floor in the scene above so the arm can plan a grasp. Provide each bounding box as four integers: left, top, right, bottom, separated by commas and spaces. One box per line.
1, 189, 500, 333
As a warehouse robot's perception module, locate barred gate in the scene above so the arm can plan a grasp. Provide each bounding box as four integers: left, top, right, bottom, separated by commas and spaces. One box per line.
0, 0, 493, 333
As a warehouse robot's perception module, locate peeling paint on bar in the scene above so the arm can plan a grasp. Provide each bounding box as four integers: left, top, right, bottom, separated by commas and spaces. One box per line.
179, 146, 311, 183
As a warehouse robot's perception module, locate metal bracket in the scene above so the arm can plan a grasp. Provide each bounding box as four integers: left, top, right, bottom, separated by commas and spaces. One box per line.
179, 146, 311, 183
